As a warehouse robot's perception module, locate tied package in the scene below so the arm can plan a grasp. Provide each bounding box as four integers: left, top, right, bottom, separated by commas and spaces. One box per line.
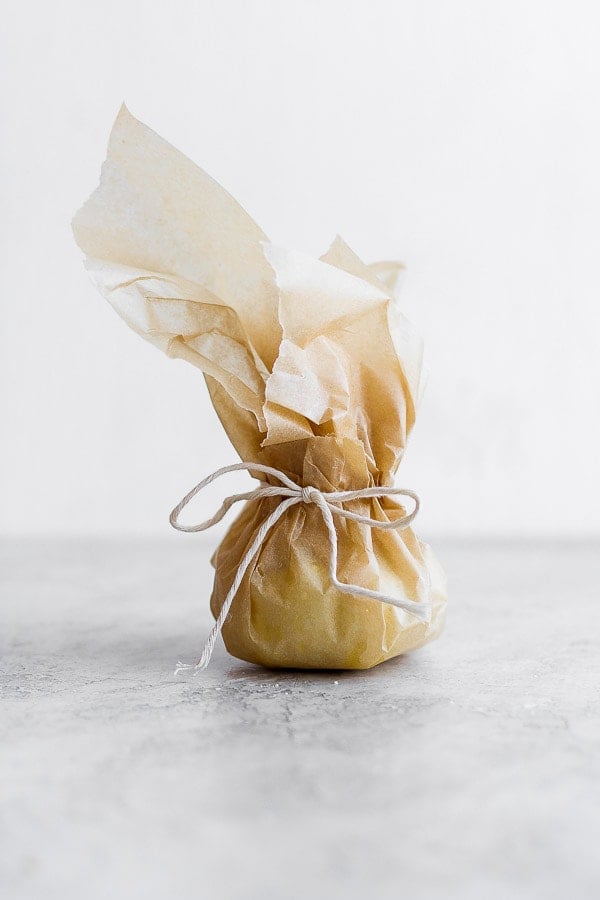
73, 106, 447, 671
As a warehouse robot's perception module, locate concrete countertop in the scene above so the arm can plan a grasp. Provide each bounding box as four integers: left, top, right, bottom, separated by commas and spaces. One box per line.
1, 538, 599, 899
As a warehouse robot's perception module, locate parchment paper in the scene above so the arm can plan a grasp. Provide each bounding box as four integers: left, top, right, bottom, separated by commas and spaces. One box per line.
73, 106, 446, 669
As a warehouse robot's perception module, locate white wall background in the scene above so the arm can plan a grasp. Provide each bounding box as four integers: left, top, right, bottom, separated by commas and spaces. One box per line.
1, 0, 599, 539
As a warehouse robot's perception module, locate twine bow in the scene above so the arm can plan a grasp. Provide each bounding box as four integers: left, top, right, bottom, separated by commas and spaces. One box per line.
170, 462, 431, 673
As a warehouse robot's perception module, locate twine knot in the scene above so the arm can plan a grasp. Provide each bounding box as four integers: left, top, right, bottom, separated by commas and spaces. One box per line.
170, 462, 431, 674
301, 485, 319, 504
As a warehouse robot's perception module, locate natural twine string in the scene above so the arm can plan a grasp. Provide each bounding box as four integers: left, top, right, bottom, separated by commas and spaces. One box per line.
169, 462, 431, 673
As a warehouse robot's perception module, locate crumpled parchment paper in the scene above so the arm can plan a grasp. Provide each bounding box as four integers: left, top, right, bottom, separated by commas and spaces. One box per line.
73, 105, 446, 669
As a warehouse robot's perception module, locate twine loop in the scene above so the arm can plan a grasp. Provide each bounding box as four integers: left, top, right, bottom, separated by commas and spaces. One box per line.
170, 462, 431, 674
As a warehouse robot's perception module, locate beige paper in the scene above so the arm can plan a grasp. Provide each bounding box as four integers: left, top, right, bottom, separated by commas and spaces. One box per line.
73, 105, 447, 669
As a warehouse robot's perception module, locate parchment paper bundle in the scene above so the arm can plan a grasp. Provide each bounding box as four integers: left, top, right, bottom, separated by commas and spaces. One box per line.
73, 106, 446, 670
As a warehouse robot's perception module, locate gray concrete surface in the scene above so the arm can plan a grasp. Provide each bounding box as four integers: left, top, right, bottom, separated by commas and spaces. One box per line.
1, 538, 599, 900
